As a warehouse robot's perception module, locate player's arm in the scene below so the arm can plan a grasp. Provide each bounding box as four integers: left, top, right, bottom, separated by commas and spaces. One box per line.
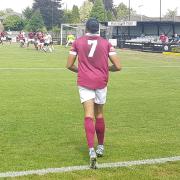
66, 42, 78, 73
109, 55, 121, 72
66, 54, 78, 73
108, 48, 122, 72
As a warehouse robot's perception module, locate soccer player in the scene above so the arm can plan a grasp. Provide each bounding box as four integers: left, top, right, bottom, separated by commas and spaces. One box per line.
0, 32, 4, 45
65, 32, 75, 47
27, 32, 35, 47
66, 18, 121, 169
37, 31, 45, 51
18, 31, 25, 48
44, 33, 54, 52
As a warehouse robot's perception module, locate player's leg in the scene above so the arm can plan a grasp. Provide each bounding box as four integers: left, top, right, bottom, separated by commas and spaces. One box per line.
94, 87, 107, 157
94, 104, 105, 157
27, 39, 30, 47
43, 43, 47, 52
79, 86, 97, 168
20, 40, 24, 47
83, 100, 97, 169
50, 42, 54, 51
66, 40, 70, 47
34, 41, 38, 50
83, 99, 95, 148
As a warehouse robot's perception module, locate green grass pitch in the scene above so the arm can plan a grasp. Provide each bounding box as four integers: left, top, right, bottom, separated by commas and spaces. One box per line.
0, 44, 180, 179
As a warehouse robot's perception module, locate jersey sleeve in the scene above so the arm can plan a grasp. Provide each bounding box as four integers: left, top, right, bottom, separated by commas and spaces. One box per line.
69, 41, 77, 56
108, 42, 117, 56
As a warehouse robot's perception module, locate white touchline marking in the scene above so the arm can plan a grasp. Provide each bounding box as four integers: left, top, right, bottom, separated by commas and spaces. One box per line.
0, 66, 180, 71
0, 156, 179, 178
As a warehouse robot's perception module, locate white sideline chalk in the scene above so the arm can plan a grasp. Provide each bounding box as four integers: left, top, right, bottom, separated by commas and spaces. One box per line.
0, 156, 180, 178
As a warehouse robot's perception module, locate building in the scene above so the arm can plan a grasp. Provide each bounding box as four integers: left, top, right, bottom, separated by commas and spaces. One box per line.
106, 16, 180, 48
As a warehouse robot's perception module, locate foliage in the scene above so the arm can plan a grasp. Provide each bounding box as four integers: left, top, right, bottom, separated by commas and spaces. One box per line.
164, 8, 178, 21
89, 0, 113, 10
79, 0, 93, 22
63, 10, 74, 24
114, 2, 136, 20
103, 0, 113, 11
22, 7, 33, 20
0, 22, 4, 31
33, 0, 64, 30
106, 10, 115, 21
71, 5, 80, 23
89, 0, 95, 3
0, 10, 5, 17
52, 25, 60, 33
171, 46, 180, 53
90, 0, 107, 22
25, 10, 45, 32
3, 15, 24, 31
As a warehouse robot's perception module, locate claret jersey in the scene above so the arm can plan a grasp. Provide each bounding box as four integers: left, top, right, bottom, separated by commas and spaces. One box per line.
70, 34, 116, 90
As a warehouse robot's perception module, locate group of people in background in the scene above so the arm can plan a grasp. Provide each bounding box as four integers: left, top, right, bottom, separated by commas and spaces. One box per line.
0, 30, 54, 52
0, 30, 12, 44
17, 31, 54, 52
159, 33, 180, 44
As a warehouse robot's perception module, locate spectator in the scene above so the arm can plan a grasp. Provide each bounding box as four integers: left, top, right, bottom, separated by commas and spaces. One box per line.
159, 33, 168, 43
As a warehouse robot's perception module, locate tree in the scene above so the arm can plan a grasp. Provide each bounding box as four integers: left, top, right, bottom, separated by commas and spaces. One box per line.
164, 8, 178, 21
90, 0, 107, 22
22, 7, 33, 20
79, 0, 93, 22
22, 7, 34, 29
63, 10, 74, 23
33, 0, 64, 29
71, 5, 80, 23
106, 10, 115, 21
3, 15, 24, 31
25, 10, 45, 31
0, 10, 5, 17
89, 0, 113, 11
114, 2, 136, 20
103, 0, 113, 11
88, 0, 95, 3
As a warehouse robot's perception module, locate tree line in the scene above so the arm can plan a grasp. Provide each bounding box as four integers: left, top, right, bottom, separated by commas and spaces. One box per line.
0, 0, 178, 32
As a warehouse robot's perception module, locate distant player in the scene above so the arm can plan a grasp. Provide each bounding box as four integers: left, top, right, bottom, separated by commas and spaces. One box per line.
44, 33, 54, 52
66, 18, 121, 169
37, 32, 45, 50
18, 31, 25, 47
34, 32, 39, 50
0, 32, 5, 45
65, 32, 75, 47
27, 32, 35, 47
6, 30, 12, 44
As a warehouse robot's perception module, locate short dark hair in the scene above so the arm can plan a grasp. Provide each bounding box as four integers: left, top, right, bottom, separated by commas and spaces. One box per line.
86, 18, 99, 34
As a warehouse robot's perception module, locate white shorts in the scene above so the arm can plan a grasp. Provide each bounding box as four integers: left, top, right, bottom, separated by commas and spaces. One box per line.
28, 39, 35, 43
78, 86, 107, 104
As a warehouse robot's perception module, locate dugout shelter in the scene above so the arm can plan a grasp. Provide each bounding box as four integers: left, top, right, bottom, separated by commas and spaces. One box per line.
107, 17, 180, 51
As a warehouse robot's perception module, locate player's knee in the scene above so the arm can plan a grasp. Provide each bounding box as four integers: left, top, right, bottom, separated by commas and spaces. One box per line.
84, 114, 94, 119
95, 113, 104, 119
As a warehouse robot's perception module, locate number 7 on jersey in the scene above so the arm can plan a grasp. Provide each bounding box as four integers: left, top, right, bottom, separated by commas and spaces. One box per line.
88, 40, 97, 57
